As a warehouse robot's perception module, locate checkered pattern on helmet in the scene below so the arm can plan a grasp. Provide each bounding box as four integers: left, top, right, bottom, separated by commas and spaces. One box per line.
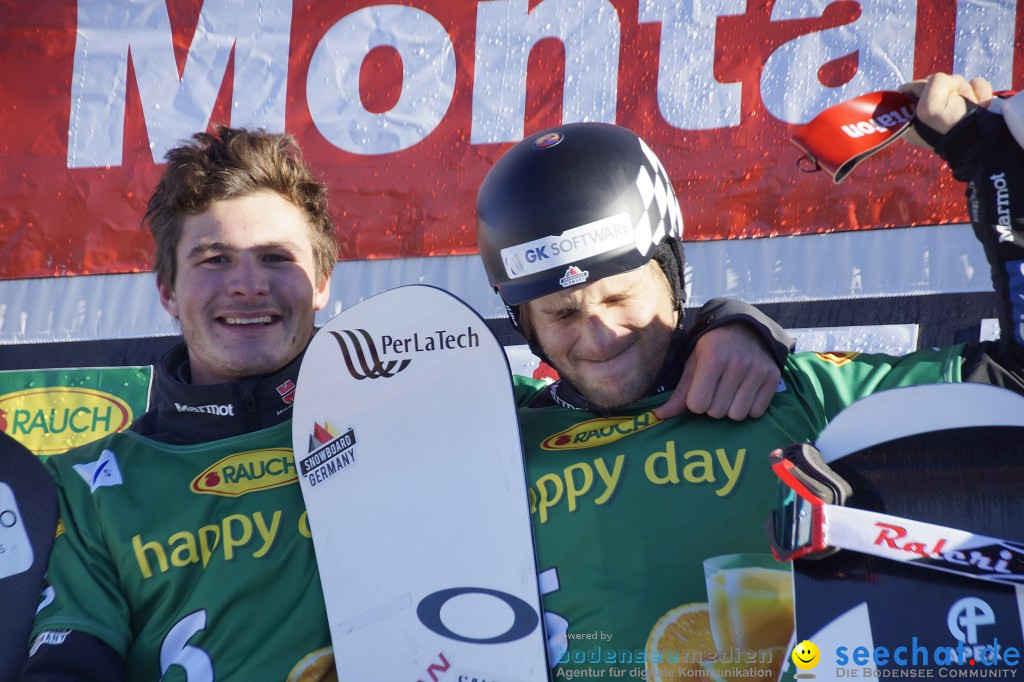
633, 139, 683, 259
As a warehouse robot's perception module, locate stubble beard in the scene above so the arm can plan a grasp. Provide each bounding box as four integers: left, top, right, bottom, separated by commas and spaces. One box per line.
564, 359, 663, 411
181, 317, 311, 383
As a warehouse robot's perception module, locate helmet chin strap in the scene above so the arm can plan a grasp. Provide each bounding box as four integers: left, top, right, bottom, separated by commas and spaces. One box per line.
501, 298, 556, 372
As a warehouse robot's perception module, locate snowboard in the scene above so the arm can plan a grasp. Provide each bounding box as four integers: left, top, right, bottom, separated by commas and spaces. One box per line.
292, 285, 549, 681
786, 383, 1024, 677
0, 432, 57, 681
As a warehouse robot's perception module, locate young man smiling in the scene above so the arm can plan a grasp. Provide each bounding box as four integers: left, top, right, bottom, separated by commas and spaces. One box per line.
18, 125, 787, 680
158, 191, 330, 385
19, 127, 339, 681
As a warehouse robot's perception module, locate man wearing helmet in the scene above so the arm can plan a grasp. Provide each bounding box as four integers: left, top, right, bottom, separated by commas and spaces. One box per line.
478, 123, 700, 415
476, 75, 1024, 678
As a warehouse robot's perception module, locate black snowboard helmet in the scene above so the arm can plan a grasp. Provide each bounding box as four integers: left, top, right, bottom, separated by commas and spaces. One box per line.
476, 122, 686, 337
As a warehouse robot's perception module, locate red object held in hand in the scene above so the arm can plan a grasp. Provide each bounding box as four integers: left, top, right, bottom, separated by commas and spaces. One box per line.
790, 91, 917, 183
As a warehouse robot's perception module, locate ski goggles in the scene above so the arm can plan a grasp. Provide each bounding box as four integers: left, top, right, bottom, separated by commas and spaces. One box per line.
767, 442, 851, 562
767, 442, 1024, 585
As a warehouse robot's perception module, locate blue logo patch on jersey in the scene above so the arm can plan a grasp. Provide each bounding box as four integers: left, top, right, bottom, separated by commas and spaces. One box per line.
72, 449, 123, 493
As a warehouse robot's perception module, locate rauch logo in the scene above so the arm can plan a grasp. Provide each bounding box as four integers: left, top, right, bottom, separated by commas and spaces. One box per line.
190, 448, 297, 497
541, 411, 661, 450
0, 387, 133, 455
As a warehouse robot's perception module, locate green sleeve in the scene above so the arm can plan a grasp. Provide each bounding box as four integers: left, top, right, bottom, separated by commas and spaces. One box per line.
785, 344, 966, 422
35, 444, 132, 653
512, 373, 548, 407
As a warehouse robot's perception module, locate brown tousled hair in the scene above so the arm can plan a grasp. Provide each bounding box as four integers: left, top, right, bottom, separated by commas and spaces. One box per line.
144, 125, 337, 287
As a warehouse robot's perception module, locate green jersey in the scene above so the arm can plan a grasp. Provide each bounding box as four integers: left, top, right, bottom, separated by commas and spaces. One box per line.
515, 346, 964, 678
30, 420, 333, 681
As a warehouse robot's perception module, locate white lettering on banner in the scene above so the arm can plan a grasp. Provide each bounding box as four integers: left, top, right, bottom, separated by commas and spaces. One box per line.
953, 1, 1016, 91
761, 0, 916, 124
307, 5, 456, 155
638, 0, 745, 131
500, 213, 633, 279
64, 1, 1018, 166
67, 0, 291, 168
470, 0, 619, 144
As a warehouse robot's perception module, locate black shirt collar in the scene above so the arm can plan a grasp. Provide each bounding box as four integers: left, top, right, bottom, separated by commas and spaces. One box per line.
129, 343, 302, 444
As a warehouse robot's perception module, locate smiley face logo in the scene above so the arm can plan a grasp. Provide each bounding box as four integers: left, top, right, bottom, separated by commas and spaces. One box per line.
791, 640, 821, 670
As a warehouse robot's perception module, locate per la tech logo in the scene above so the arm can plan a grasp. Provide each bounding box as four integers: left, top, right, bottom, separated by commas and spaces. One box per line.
329, 329, 411, 380
329, 326, 482, 380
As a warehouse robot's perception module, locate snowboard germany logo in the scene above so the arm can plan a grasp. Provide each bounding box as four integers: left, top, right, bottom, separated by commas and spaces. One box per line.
300, 420, 357, 487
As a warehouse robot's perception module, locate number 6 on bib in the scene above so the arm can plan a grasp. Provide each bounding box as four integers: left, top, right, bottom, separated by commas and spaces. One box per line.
292, 285, 548, 680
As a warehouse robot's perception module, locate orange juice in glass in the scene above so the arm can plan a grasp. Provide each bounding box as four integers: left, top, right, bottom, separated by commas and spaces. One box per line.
702, 553, 794, 653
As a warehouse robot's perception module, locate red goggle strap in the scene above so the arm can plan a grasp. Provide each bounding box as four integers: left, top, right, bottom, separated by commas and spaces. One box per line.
768, 450, 829, 562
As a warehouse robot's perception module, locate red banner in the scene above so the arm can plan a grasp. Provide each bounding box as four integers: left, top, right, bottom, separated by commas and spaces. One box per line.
1, 0, 1021, 281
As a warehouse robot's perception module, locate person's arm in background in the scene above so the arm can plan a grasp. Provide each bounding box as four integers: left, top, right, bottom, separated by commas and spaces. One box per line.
901, 72, 1024, 391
